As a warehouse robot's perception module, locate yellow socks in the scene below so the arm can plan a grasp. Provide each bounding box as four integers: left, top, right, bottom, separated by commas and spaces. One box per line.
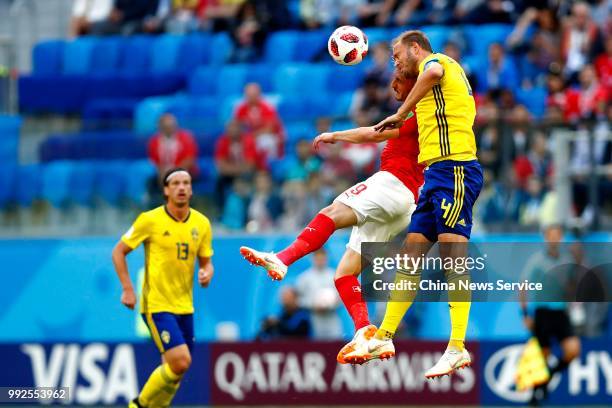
445, 268, 471, 351
375, 268, 421, 340
138, 363, 182, 407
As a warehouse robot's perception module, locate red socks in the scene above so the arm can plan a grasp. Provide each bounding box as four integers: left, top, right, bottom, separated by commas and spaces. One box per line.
335, 275, 370, 331
277, 213, 336, 266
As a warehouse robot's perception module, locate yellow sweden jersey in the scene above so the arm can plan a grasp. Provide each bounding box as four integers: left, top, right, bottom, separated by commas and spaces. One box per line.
121, 206, 213, 314
416, 53, 477, 165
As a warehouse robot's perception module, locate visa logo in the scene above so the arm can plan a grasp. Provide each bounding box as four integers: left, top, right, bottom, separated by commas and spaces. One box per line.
20, 343, 138, 405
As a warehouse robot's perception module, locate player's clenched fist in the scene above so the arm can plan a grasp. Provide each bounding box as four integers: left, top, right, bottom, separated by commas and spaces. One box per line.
198, 263, 214, 287
121, 288, 137, 310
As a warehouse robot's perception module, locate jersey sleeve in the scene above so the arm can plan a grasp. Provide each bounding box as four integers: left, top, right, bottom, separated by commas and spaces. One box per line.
198, 217, 214, 258
121, 213, 152, 249
419, 53, 443, 74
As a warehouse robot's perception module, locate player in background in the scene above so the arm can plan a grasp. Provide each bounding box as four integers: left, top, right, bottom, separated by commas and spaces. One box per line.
519, 224, 581, 405
240, 73, 425, 363
111, 168, 214, 408
346, 30, 483, 378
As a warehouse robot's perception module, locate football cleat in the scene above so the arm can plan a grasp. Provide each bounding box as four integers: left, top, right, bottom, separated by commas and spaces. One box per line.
424, 348, 471, 379
337, 324, 377, 364
344, 335, 395, 364
240, 246, 288, 281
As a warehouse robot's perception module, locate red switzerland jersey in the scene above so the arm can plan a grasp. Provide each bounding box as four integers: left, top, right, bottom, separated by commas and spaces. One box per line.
380, 112, 425, 199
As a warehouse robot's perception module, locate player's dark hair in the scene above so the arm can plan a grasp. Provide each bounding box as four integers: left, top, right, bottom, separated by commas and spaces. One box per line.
163, 167, 191, 186
394, 30, 433, 53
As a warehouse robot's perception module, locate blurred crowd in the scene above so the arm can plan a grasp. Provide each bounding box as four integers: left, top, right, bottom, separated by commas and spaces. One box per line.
99, 0, 612, 232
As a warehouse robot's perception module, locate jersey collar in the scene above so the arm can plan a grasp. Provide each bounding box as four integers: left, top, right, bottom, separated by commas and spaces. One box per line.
164, 205, 191, 223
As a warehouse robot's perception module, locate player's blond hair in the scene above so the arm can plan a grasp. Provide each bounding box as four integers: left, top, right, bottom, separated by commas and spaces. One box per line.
393, 30, 433, 53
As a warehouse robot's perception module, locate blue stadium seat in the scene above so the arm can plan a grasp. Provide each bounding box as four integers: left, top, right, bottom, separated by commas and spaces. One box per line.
71, 162, 96, 206
327, 92, 354, 118
167, 96, 221, 135
464, 24, 513, 57
210, 32, 233, 65
42, 161, 73, 208
273, 63, 330, 96
265, 31, 299, 63
461, 54, 486, 77
125, 160, 156, 205
285, 121, 316, 143
245, 63, 275, 93
118, 35, 152, 74
194, 157, 217, 194
62, 37, 97, 75
188, 66, 218, 96
217, 65, 249, 97
267, 156, 291, 182
32, 40, 64, 76
150, 35, 184, 74
277, 95, 310, 121
176, 33, 212, 73
362, 28, 390, 47
327, 65, 365, 93
0, 163, 16, 208
16, 164, 41, 207
419, 25, 451, 52
39, 135, 72, 162
295, 30, 328, 62
0, 115, 21, 164
516, 87, 547, 119
134, 96, 173, 135
94, 160, 127, 205
307, 92, 332, 118
82, 98, 138, 129
90, 37, 122, 74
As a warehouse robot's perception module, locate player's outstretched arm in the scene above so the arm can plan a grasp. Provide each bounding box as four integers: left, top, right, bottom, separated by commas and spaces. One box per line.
313, 127, 399, 150
198, 256, 214, 288
374, 62, 444, 132
111, 241, 137, 310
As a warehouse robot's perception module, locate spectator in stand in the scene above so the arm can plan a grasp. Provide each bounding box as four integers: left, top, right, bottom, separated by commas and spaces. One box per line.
214, 120, 262, 208
257, 286, 311, 340
508, 7, 560, 88
97, 0, 160, 35
220, 177, 251, 229
234, 83, 285, 159
228, 1, 266, 62
70, 0, 113, 36
478, 124, 502, 176
200, 0, 246, 32
519, 175, 545, 226
462, 0, 515, 24
319, 142, 357, 187
479, 43, 519, 93
591, 0, 611, 35
246, 171, 283, 232
300, 0, 367, 29
561, 2, 600, 83
304, 172, 334, 220
296, 248, 342, 339
507, 104, 533, 158
144, 0, 202, 34
148, 113, 199, 185
513, 132, 552, 190
286, 139, 322, 182
365, 42, 393, 90
350, 77, 392, 126
571, 64, 608, 123
594, 36, 612, 99
546, 71, 574, 123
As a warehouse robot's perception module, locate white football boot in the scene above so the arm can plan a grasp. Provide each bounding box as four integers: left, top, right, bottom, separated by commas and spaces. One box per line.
424, 348, 471, 379
344, 335, 396, 364
240, 246, 288, 281
337, 324, 377, 364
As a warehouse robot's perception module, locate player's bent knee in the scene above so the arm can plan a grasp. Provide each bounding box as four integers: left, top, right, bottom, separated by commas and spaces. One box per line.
320, 203, 358, 228
166, 350, 192, 375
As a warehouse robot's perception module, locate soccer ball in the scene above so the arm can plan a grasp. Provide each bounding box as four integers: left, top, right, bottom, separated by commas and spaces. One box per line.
328, 26, 368, 66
